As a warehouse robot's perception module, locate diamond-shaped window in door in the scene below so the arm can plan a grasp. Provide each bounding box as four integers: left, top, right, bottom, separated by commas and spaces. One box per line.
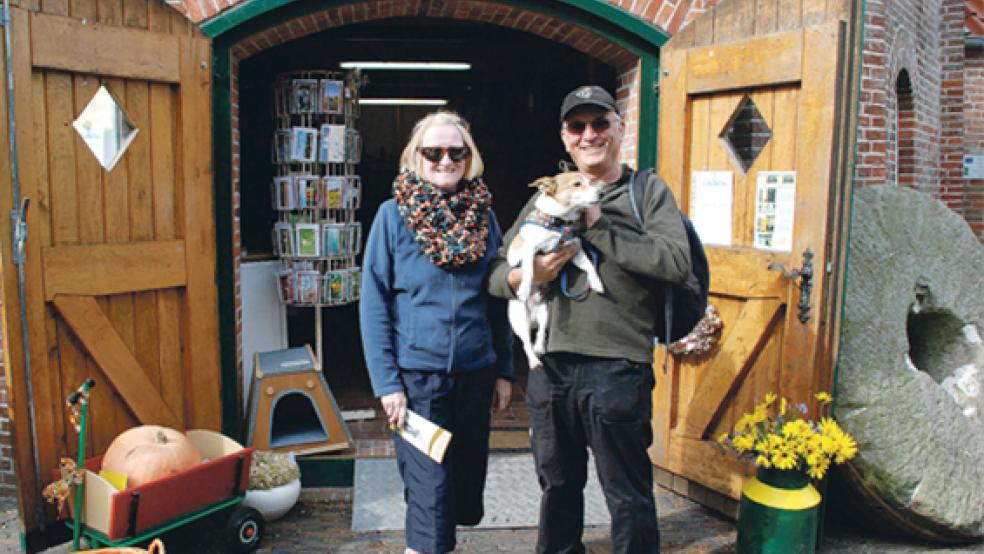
73, 86, 138, 171
720, 96, 772, 173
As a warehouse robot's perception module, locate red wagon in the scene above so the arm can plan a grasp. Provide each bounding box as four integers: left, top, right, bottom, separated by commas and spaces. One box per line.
55, 380, 265, 552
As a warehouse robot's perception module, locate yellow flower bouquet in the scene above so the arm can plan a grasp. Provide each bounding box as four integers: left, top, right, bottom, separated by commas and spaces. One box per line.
717, 392, 858, 480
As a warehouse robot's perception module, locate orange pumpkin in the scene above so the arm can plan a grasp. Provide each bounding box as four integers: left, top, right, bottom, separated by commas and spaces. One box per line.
101, 425, 201, 488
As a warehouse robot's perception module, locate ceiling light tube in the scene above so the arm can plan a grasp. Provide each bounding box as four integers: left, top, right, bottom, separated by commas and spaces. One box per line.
340, 61, 471, 71
358, 98, 449, 106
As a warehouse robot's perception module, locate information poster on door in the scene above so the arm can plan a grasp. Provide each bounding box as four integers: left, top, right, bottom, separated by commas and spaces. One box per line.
690, 171, 733, 246
754, 171, 796, 251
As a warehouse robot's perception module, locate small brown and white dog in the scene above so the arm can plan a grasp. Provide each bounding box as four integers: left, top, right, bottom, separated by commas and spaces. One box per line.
508, 171, 604, 368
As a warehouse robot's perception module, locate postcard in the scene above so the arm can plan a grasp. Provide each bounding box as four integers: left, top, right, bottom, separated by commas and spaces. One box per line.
348, 222, 362, 256
319, 124, 346, 164
345, 175, 361, 209
273, 222, 294, 256
347, 268, 361, 301
276, 271, 294, 303
295, 270, 320, 304
327, 271, 345, 304
322, 223, 346, 256
273, 176, 294, 210
323, 176, 346, 209
290, 127, 319, 163
345, 128, 362, 164
291, 79, 319, 114
273, 129, 291, 163
295, 175, 320, 208
295, 223, 321, 257
320, 79, 344, 114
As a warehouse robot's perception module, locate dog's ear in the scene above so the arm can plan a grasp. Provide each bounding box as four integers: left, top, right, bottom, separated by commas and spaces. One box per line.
530, 176, 557, 195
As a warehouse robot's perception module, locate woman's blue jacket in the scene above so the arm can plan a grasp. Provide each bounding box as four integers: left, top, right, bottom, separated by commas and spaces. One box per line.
360, 198, 514, 398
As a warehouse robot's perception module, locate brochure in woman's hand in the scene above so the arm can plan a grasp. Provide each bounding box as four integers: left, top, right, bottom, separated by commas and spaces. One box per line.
391, 410, 452, 463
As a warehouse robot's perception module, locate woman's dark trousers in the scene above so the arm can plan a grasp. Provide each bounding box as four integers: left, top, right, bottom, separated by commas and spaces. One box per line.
395, 366, 496, 554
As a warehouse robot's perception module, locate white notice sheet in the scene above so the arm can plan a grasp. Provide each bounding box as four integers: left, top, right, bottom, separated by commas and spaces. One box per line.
690, 171, 733, 246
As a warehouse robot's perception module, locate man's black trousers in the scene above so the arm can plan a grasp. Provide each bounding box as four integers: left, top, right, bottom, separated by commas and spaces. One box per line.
527, 353, 660, 554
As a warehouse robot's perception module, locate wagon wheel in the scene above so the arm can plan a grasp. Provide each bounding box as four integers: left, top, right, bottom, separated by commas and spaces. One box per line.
225, 507, 264, 553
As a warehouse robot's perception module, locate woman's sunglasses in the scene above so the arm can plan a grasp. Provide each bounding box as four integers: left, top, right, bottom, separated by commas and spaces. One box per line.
417, 146, 471, 163
564, 118, 612, 134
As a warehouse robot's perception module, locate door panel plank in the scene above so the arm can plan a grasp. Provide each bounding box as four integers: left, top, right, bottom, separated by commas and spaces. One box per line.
30, 13, 179, 82
97, 0, 121, 25
657, 47, 688, 204
179, 36, 221, 428
755, 0, 779, 35
42, 240, 187, 298
708, 94, 742, 243
69, 0, 97, 21
669, 437, 746, 498
711, 330, 782, 442
777, 0, 803, 32
30, 69, 70, 474
51, 295, 181, 428
706, 247, 788, 298
40, 0, 67, 16
780, 22, 843, 405
770, 87, 799, 173
680, 299, 783, 437
125, 79, 163, 393
149, 83, 185, 419
122, 0, 147, 29
686, 30, 803, 94
45, 72, 78, 246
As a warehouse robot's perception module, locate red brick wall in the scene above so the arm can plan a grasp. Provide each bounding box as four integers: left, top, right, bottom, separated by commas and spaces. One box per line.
966, 46, 984, 241
0, 329, 16, 495
855, 0, 980, 227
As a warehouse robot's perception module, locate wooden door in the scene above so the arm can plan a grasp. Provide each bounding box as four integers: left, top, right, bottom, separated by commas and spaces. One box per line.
650, 22, 847, 499
0, 6, 216, 531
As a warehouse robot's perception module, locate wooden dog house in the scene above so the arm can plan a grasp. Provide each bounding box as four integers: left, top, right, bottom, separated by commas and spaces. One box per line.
246, 346, 351, 455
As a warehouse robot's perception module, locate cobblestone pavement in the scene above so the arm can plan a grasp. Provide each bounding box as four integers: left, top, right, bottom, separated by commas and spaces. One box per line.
5, 488, 984, 553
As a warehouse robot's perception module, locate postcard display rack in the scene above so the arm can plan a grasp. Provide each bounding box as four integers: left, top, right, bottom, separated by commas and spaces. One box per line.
271, 70, 363, 365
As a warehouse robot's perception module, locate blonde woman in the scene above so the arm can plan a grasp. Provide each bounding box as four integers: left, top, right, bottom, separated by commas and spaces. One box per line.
360, 112, 513, 554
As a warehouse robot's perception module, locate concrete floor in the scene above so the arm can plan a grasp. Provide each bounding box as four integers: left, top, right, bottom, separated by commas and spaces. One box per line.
5, 485, 984, 553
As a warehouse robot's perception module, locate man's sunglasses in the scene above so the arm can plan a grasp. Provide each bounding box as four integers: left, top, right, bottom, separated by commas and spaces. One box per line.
417, 146, 471, 163
564, 118, 612, 134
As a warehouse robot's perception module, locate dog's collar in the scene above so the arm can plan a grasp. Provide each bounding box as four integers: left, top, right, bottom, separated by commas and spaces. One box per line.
525, 209, 580, 246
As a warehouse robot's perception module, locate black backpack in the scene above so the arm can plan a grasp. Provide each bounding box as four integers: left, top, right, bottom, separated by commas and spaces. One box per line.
628, 169, 710, 345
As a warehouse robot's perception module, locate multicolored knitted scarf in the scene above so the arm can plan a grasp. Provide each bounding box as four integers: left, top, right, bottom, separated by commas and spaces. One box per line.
392, 169, 491, 269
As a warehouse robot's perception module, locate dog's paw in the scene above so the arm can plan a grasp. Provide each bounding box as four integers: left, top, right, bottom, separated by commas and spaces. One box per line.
528, 356, 543, 369
533, 343, 546, 356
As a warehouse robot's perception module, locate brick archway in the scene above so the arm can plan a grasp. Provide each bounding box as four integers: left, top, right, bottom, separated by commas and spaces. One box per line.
219, 1, 667, 385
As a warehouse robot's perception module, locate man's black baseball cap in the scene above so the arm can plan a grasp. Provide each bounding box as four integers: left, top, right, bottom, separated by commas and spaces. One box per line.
559, 86, 618, 122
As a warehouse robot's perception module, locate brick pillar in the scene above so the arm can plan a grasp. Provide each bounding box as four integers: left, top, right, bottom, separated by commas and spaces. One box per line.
965, 45, 984, 242
938, 0, 966, 211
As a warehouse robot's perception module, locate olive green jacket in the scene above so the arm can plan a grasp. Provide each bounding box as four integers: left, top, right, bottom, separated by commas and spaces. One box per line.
487, 165, 693, 363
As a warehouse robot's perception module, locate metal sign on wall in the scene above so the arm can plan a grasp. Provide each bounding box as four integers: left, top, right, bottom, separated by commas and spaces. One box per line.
965, 154, 984, 179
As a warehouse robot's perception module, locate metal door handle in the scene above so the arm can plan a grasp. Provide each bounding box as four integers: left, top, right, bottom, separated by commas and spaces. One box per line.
768, 248, 814, 323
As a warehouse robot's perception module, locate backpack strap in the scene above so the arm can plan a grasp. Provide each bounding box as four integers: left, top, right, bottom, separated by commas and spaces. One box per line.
629, 169, 674, 351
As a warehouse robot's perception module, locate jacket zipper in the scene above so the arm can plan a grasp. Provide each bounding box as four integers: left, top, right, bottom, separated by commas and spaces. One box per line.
448, 271, 456, 372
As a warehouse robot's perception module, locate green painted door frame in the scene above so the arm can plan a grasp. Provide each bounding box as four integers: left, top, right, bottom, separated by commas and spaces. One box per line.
206, 0, 668, 441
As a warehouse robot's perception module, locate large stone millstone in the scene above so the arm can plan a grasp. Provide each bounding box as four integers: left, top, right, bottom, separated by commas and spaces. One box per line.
835, 186, 984, 542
